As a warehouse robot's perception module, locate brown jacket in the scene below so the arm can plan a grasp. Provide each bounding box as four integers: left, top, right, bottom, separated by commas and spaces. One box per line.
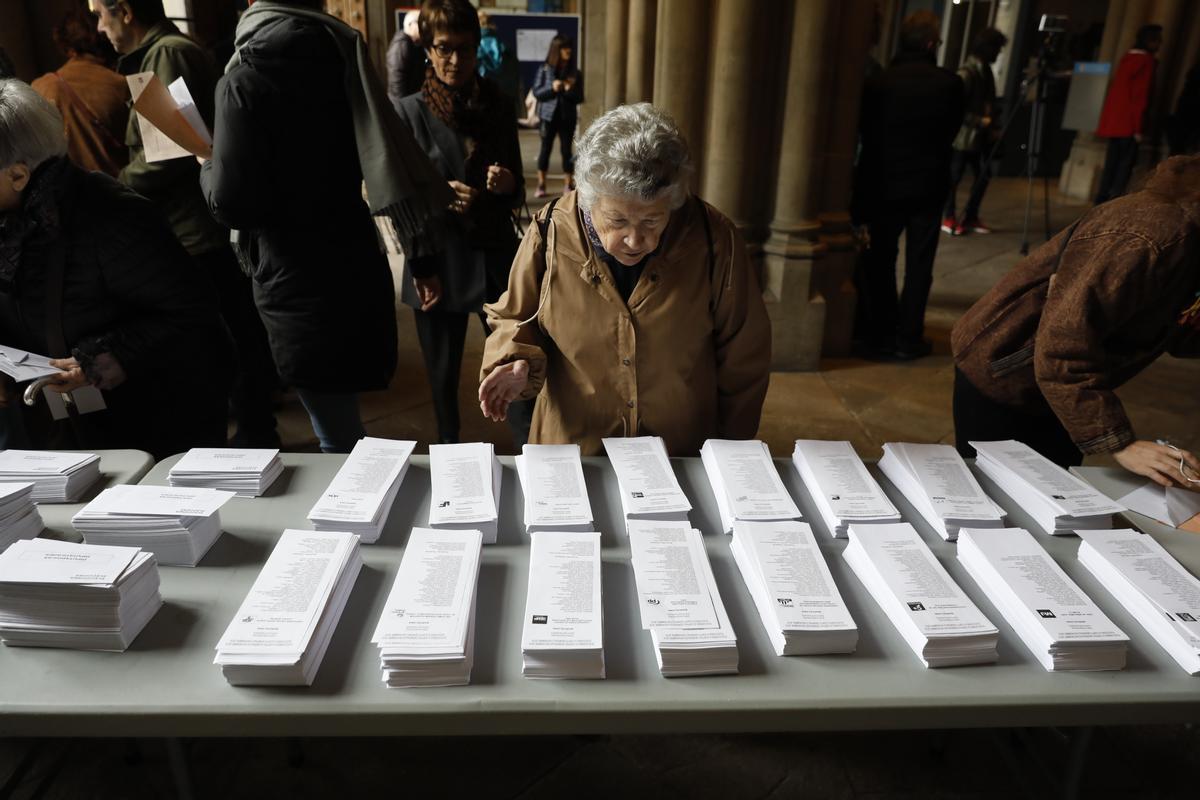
32, 56, 129, 177
482, 191, 771, 456
952, 156, 1200, 454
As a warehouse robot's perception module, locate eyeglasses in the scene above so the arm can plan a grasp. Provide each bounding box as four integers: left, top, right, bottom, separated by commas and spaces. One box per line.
1165, 443, 1200, 484
431, 42, 476, 60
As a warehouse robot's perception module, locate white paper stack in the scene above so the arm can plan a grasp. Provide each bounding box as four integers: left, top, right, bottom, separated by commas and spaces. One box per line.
428, 443, 502, 544
628, 520, 738, 676
515, 444, 594, 532
730, 520, 857, 655
1078, 529, 1200, 675
958, 527, 1128, 670
71, 484, 234, 566
372, 527, 482, 687
308, 438, 415, 544
167, 448, 283, 497
0, 539, 161, 651
843, 522, 998, 667
0, 450, 101, 503
521, 530, 605, 679
700, 439, 801, 533
602, 436, 692, 529
0, 483, 44, 552
215, 529, 362, 685
792, 440, 902, 537
971, 440, 1123, 535
877, 442, 1005, 541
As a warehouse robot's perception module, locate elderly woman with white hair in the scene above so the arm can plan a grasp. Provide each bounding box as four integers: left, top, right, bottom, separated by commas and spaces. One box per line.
479, 102, 770, 455
0, 78, 229, 459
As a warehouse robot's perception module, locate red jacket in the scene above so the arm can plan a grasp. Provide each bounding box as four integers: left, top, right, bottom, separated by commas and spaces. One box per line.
1096, 50, 1156, 138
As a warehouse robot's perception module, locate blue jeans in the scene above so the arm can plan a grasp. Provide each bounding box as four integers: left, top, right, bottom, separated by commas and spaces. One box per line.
295, 388, 365, 454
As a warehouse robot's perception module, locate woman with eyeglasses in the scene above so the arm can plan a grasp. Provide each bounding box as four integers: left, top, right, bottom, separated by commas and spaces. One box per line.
952, 155, 1200, 489
394, 0, 527, 445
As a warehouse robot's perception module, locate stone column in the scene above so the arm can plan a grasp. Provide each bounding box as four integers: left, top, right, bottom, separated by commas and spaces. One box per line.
624, 0, 657, 104
652, 0, 711, 190
579, 0, 608, 129
604, 0, 629, 111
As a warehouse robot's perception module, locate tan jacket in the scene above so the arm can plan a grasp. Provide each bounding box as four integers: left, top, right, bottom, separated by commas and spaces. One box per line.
482, 192, 771, 456
32, 56, 130, 177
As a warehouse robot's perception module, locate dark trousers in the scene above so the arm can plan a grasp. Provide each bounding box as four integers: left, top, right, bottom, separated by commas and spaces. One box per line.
193, 247, 280, 447
952, 368, 1082, 468
857, 204, 942, 347
1094, 136, 1139, 204
943, 149, 992, 221
537, 114, 575, 174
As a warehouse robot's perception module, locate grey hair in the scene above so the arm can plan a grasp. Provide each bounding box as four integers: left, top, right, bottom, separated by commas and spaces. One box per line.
0, 79, 67, 171
573, 102, 693, 212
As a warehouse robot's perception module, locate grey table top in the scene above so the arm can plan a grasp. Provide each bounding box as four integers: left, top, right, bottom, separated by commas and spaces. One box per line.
34, 449, 155, 539
2, 453, 1198, 738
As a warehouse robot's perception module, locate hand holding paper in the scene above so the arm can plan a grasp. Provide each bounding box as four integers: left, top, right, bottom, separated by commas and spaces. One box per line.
126, 72, 213, 162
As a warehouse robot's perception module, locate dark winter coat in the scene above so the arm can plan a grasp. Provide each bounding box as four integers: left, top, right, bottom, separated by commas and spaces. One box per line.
532, 62, 582, 126
199, 14, 398, 393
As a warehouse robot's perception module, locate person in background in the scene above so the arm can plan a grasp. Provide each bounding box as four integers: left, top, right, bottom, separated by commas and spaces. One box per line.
201, 0, 450, 453
532, 35, 581, 199
0, 79, 229, 460
1167, 61, 1200, 156
941, 27, 1007, 237
395, 0, 527, 446
32, 5, 129, 178
1094, 24, 1162, 205
952, 155, 1200, 485
476, 10, 520, 114
93, 0, 281, 448
852, 10, 964, 361
387, 9, 425, 112
479, 103, 771, 456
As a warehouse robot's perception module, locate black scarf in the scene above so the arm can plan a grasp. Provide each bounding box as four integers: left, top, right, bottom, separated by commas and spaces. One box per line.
421, 67, 507, 190
0, 157, 69, 294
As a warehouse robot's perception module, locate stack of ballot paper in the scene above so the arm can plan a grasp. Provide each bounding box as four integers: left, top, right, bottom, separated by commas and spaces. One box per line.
0, 483, 43, 552
971, 440, 1122, 535
71, 485, 234, 566
0, 450, 101, 503
700, 439, 801, 533
0, 344, 59, 383
958, 527, 1128, 670
167, 448, 283, 497
515, 444, 594, 532
628, 520, 738, 676
603, 436, 692, 528
428, 443, 502, 544
844, 522, 999, 667
1078, 529, 1200, 675
877, 442, 1005, 541
372, 528, 482, 687
730, 520, 857, 655
792, 440, 902, 537
215, 530, 362, 685
308, 438, 415, 544
0, 539, 161, 651
521, 530, 605, 679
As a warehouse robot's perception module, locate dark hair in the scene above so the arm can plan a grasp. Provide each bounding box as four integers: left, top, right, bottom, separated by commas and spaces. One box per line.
970, 27, 1008, 59
899, 10, 940, 54
53, 6, 118, 65
98, 0, 167, 26
418, 0, 480, 48
1135, 24, 1163, 50
546, 35, 574, 71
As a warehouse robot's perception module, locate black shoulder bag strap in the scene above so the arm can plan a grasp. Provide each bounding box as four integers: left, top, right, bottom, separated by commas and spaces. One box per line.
536, 197, 560, 242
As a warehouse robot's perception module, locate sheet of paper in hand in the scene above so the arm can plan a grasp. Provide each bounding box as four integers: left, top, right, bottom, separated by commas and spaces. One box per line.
126, 73, 213, 162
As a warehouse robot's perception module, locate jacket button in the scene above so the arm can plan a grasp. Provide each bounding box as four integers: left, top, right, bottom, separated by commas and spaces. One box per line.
622, 358, 631, 366
626, 400, 635, 408
591, 275, 600, 284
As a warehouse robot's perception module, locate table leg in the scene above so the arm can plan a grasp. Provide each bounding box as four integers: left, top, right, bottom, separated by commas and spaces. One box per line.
165, 738, 194, 800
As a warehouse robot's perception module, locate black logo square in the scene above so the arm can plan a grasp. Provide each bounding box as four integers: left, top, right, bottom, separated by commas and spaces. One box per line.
1037, 609, 1056, 619
532, 615, 548, 624
907, 602, 926, 611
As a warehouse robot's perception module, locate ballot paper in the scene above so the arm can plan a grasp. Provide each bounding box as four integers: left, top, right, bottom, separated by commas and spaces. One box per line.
0, 450, 101, 503
791, 440, 901, 538
0, 345, 59, 383
0, 539, 161, 651
0, 483, 44, 553
844, 522, 998, 667
971, 440, 1123, 535
215, 530, 362, 685
515, 444, 594, 532
308, 438, 415, 543
1114, 480, 1200, 532
957, 527, 1128, 671
126, 72, 212, 162
168, 448, 283, 497
372, 527, 483, 688
700, 439, 801, 533
520, 530, 605, 679
877, 442, 1005, 541
428, 443, 502, 544
603, 436, 691, 526
1078, 529, 1200, 674
730, 520, 857, 655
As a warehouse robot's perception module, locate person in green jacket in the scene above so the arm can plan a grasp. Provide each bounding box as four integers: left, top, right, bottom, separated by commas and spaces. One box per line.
92, 0, 280, 448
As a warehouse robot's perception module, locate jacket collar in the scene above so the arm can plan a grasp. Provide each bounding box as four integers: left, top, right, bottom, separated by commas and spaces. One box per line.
118, 21, 184, 75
